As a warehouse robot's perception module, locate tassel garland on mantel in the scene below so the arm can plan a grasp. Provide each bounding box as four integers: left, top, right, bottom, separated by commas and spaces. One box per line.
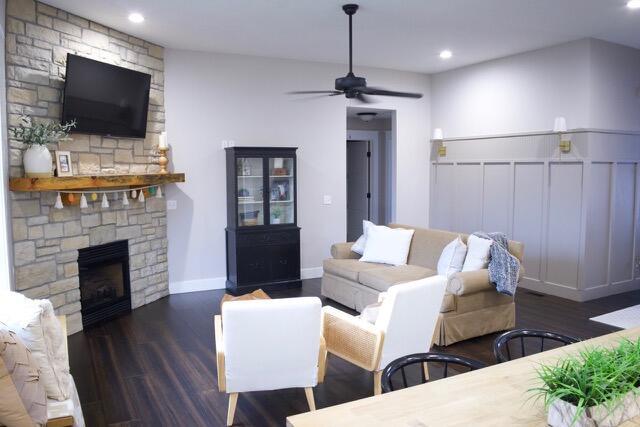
52, 185, 164, 209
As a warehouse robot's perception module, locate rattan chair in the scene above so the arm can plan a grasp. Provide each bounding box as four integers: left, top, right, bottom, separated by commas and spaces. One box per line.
493, 328, 579, 363
381, 352, 485, 393
322, 276, 447, 395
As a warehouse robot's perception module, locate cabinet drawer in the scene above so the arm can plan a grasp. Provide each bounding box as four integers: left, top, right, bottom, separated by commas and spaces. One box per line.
237, 229, 298, 247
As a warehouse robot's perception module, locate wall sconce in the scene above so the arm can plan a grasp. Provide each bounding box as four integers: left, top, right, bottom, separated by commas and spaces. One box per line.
432, 128, 445, 156
553, 116, 571, 153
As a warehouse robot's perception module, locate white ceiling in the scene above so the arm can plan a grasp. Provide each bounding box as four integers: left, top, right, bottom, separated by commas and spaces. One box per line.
43, 0, 640, 74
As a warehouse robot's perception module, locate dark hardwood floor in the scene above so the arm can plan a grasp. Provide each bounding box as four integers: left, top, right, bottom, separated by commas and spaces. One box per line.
68, 279, 640, 426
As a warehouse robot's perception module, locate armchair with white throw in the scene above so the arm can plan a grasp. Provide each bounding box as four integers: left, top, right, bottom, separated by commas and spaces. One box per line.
322, 276, 447, 395
214, 297, 326, 426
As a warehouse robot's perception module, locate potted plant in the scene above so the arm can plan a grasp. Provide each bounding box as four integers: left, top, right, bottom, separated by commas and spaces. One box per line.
10, 115, 76, 177
531, 339, 640, 427
271, 206, 282, 224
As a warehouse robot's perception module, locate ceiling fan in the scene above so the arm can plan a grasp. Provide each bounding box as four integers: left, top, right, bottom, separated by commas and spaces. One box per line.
288, 4, 423, 103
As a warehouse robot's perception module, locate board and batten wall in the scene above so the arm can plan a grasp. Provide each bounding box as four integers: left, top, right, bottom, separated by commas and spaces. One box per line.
430, 37, 640, 301
430, 131, 640, 301
164, 50, 430, 293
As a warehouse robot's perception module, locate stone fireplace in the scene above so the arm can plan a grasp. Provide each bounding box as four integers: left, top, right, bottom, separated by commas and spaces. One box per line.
7, 0, 170, 334
78, 240, 131, 328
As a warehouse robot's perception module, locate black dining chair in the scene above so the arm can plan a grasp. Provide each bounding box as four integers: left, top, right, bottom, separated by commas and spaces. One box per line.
381, 352, 486, 393
493, 328, 579, 363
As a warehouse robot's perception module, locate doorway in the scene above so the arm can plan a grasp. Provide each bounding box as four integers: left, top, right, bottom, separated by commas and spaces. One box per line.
346, 107, 395, 241
346, 140, 371, 241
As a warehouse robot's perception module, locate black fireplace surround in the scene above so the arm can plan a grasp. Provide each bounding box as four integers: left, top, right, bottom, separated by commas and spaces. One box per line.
78, 240, 131, 327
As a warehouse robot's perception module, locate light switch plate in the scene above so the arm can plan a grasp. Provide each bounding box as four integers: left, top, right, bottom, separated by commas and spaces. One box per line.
167, 200, 177, 210
323, 195, 332, 205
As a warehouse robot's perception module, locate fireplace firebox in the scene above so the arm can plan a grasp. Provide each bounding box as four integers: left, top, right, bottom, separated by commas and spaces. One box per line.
78, 240, 131, 327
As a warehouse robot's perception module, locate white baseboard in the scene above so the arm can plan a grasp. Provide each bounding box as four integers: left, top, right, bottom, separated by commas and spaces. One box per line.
169, 276, 226, 294
169, 267, 323, 294
301, 267, 323, 280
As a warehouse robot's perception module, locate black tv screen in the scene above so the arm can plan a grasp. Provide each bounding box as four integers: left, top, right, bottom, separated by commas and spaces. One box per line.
62, 54, 151, 138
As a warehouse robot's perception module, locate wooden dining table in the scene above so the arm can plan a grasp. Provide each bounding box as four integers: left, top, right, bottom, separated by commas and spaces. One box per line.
287, 327, 640, 427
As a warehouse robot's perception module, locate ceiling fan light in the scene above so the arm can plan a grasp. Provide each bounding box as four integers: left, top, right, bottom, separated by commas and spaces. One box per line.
357, 112, 377, 122
627, 0, 640, 9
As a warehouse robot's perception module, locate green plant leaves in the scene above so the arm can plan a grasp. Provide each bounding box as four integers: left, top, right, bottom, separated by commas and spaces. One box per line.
9, 115, 76, 147
531, 338, 640, 426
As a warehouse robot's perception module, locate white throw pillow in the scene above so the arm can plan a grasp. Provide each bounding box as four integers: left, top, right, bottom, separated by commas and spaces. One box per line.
0, 291, 71, 401
360, 225, 415, 266
351, 220, 374, 255
437, 236, 467, 278
462, 235, 493, 272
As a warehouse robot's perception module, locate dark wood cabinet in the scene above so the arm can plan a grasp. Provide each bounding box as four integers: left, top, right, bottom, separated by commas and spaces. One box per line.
225, 147, 301, 294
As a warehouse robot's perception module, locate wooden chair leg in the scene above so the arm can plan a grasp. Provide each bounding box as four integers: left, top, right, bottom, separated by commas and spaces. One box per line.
304, 387, 316, 411
227, 393, 238, 426
318, 347, 328, 383
373, 371, 382, 395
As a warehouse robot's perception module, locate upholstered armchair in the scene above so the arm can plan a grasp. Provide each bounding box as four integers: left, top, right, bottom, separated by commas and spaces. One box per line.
214, 297, 326, 426
322, 276, 447, 395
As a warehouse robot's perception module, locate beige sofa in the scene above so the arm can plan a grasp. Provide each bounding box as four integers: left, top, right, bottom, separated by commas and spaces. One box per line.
321, 224, 524, 346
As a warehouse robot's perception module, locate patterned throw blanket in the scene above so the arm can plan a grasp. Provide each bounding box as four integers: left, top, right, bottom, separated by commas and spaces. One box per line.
472, 232, 520, 296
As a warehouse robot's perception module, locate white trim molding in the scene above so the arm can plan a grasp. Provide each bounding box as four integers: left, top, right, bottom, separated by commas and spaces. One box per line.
169, 267, 323, 294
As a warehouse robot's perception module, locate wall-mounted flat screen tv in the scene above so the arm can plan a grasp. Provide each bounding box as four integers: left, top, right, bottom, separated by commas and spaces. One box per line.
62, 54, 151, 138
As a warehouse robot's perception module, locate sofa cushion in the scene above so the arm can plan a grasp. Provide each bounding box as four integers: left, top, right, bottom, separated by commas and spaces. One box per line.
389, 225, 461, 270
358, 265, 436, 292
323, 259, 382, 282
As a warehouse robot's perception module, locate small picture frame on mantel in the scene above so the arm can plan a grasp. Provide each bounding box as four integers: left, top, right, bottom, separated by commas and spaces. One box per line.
55, 150, 73, 177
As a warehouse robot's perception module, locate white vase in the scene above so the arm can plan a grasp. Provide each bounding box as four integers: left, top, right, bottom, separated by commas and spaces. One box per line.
272, 218, 281, 224
548, 391, 640, 427
23, 145, 53, 177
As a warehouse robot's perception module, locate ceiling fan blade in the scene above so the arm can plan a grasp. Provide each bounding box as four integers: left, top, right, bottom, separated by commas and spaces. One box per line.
287, 90, 343, 95
358, 87, 423, 99
355, 93, 372, 104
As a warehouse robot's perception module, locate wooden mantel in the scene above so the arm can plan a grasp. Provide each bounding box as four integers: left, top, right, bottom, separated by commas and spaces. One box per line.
9, 173, 185, 192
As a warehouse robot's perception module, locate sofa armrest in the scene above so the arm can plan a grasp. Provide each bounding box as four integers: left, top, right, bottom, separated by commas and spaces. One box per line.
213, 315, 225, 392
330, 242, 360, 259
447, 270, 493, 296
322, 306, 384, 371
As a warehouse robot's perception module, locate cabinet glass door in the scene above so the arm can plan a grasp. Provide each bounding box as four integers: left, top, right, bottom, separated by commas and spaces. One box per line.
268, 157, 295, 224
236, 157, 264, 227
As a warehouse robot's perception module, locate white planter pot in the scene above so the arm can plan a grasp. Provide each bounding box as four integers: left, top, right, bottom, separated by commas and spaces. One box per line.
23, 145, 53, 177
548, 390, 640, 427
272, 218, 281, 224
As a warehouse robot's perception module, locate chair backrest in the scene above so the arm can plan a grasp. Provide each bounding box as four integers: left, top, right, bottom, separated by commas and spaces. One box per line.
375, 276, 447, 370
381, 352, 485, 393
222, 297, 321, 393
493, 328, 579, 363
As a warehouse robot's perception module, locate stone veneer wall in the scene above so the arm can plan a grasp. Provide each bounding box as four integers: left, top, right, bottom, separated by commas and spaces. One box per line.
6, 0, 168, 334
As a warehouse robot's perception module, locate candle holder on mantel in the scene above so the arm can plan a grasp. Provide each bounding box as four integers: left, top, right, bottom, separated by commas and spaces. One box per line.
158, 146, 169, 174
157, 131, 169, 174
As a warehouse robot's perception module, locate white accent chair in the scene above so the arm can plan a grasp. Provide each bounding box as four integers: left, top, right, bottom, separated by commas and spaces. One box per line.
214, 297, 326, 426
322, 276, 447, 395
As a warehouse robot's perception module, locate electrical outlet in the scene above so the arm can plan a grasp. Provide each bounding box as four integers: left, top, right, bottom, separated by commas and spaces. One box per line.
167, 200, 177, 210
635, 256, 640, 275
323, 195, 332, 205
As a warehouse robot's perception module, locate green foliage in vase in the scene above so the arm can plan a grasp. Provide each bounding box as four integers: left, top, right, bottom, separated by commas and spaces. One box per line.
271, 206, 282, 218
530, 338, 640, 426
10, 115, 76, 147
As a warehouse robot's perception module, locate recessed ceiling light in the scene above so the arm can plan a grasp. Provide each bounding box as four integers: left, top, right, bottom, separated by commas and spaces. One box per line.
439, 50, 453, 60
628, 0, 640, 8
128, 12, 144, 23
